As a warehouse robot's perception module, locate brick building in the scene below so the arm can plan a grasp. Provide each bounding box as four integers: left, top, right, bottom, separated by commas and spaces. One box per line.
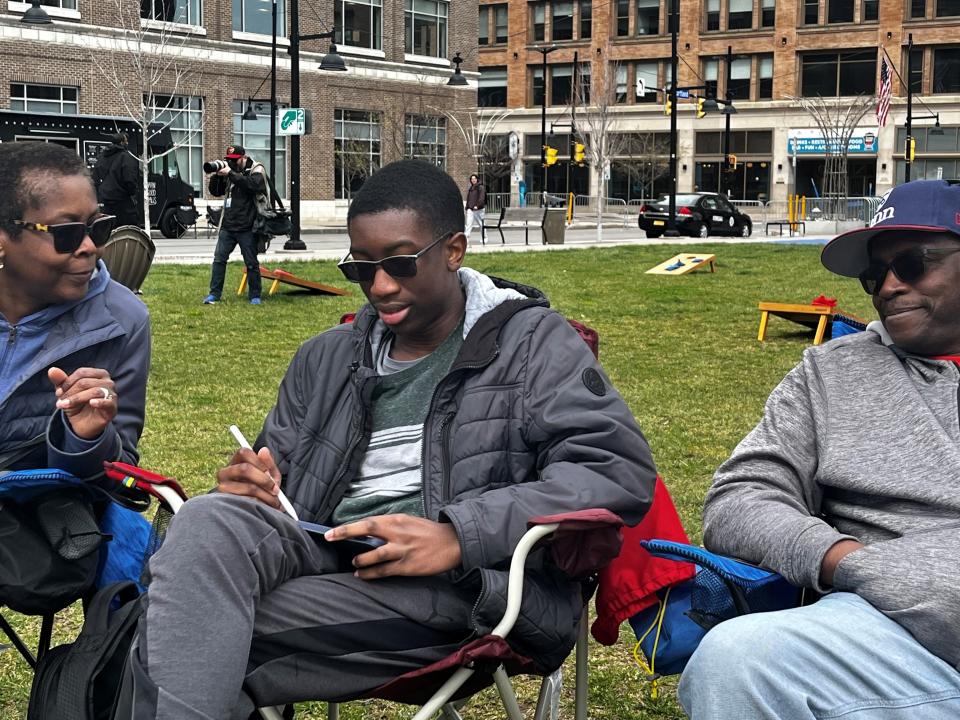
0, 0, 479, 224
477, 0, 960, 203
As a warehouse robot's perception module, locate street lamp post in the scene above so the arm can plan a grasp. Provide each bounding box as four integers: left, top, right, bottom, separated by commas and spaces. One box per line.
905, 33, 913, 183
284, 0, 346, 250
665, 0, 679, 236
719, 46, 732, 195
269, 0, 278, 185
537, 45, 558, 207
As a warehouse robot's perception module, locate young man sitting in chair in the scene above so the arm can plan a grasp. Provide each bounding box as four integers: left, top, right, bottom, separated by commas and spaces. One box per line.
128, 160, 656, 718
681, 180, 960, 719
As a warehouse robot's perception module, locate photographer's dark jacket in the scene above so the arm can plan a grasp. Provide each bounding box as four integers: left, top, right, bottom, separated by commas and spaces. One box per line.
93, 144, 140, 205
0, 261, 150, 477
208, 164, 266, 233
256, 268, 656, 669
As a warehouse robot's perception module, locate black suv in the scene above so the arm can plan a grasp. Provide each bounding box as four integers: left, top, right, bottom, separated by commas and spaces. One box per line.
637, 192, 753, 239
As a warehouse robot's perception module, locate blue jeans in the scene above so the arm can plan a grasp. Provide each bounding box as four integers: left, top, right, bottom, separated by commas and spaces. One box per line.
208, 228, 261, 299
679, 592, 960, 719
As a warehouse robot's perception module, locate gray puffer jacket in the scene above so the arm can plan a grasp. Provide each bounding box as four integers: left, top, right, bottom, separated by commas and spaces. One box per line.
0, 262, 151, 477
257, 269, 656, 670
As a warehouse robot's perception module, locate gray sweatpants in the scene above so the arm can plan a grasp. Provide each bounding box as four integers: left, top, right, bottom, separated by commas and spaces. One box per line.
131, 493, 477, 720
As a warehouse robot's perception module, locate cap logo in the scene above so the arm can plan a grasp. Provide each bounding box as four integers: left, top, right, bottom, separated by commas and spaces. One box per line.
871, 206, 895, 226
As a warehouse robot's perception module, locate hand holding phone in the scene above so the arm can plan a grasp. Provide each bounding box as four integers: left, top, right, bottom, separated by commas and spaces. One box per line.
298, 520, 385, 558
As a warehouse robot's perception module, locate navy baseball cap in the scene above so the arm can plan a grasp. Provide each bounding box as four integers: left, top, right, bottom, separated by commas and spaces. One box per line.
821, 180, 960, 277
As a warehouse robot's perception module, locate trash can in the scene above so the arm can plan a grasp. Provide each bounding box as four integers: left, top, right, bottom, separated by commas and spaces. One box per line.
541, 208, 566, 245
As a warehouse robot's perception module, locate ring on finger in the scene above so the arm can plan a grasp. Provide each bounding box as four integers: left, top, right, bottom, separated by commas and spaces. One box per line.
99, 387, 111, 400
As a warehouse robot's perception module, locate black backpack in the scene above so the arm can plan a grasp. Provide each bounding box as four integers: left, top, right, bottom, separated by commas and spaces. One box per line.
28, 582, 143, 720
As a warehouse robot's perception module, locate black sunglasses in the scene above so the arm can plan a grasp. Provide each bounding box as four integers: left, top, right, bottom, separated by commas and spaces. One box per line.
859, 246, 960, 295
337, 232, 453, 283
12, 215, 117, 254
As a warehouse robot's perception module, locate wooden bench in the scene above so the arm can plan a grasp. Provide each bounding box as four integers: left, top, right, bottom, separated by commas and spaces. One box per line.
481, 207, 565, 245
238, 266, 349, 297
765, 220, 806, 236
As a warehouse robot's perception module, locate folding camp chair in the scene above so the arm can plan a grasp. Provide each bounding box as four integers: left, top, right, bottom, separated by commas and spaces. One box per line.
101, 225, 156, 294
102, 463, 623, 720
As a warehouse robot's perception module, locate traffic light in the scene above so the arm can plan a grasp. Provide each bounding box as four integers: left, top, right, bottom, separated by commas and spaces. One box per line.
905, 136, 916, 162
696, 97, 706, 119
664, 98, 672, 116
573, 142, 586, 165
544, 145, 559, 167
727, 153, 738, 170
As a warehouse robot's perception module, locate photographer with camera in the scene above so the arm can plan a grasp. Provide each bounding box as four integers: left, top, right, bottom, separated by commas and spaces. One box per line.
202, 144, 266, 305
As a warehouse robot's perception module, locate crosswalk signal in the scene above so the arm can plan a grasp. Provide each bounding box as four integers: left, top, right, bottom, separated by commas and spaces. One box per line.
544, 145, 559, 167
696, 97, 706, 119
664, 98, 672, 116
727, 153, 738, 170
905, 136, 916, 162
573, 142, 586, 165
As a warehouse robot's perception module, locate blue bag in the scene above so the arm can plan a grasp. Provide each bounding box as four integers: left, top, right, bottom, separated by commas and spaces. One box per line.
96, 502, 151, 592
630, 540, 803, 683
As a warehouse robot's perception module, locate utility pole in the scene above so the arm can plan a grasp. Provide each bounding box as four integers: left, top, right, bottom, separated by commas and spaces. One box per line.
538, 45, 558, 206
269, 0, 277, 184
665, 0, 679, 236
719, 45, 732, 195
905, 33, 913, 183
567, 51, 577, 202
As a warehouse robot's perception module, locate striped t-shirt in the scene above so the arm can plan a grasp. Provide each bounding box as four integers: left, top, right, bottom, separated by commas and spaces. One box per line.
331, 320, 464, 524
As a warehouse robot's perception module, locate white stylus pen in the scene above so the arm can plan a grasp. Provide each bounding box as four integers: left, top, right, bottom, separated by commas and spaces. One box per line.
229, 425, 299, 521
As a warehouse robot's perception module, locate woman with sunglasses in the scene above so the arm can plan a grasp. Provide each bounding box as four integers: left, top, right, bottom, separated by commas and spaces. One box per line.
0, 142, 150, 477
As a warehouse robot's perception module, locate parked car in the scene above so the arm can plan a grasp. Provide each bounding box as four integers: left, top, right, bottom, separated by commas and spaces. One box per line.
637, 192, 752, 239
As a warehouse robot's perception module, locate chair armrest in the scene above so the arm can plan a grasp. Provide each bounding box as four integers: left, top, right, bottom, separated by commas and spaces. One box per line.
103, 461, 188, 514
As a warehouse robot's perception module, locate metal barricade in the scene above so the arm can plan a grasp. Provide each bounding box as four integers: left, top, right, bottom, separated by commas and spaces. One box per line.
484, 193, 512, 213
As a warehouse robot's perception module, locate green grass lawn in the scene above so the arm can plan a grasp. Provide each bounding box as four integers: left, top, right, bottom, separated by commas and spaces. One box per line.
0, 243, 877, 718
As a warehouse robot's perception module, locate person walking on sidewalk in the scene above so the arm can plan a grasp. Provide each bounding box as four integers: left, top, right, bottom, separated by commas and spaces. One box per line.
464, 173, 486, 242
202, 144, 266, 305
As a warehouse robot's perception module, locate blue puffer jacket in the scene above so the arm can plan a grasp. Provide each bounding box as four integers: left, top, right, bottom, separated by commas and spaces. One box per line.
0, 261, 151, 477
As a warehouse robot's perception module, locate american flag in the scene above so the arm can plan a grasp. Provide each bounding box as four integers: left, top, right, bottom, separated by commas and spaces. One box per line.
877, 57, 892, 128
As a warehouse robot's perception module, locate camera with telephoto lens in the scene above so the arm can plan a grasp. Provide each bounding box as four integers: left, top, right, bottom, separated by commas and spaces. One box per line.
203, 159, 229, 173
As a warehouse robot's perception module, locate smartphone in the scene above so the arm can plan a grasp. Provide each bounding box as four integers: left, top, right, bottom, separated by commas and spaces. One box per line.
298, 520, 386, 559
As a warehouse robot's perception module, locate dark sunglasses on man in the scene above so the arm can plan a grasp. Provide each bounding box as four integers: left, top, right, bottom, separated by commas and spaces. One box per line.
337, 232, 452, 283
11, 215, 117, 254
859, 246, 960, 295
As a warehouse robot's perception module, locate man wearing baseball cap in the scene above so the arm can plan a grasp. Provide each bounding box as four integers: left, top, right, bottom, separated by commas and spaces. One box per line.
680, 179, 960, 719
203, 143, 267, 305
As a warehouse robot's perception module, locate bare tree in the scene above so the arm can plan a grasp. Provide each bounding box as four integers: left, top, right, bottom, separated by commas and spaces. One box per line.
89, 0, 202, 230
381, 76, 445, 162
611, 132, 671, 200
572, 64, 629, 242
792, 94, 875, 219
440, 106, 513, 178
335, 138, 380, 199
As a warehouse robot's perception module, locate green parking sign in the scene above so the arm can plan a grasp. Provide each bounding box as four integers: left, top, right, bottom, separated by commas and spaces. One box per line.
277, 108, 306, 136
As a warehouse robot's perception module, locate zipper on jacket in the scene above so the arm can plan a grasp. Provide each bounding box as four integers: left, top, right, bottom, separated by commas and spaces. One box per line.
7, 326, 17, 345
438, 413, 456, 504
0, 326, 17, 388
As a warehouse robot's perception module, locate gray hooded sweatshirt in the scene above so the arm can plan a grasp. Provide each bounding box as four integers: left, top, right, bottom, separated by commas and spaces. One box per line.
703, 322, 960, 669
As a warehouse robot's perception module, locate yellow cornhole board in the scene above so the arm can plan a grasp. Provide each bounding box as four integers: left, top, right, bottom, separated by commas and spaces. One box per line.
757, 302, 834, 346
645, 253, 716, 275
238, 266, 349, 297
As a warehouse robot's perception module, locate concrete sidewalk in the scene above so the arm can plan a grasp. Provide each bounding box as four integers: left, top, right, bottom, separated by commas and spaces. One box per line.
153, 225, 829, 265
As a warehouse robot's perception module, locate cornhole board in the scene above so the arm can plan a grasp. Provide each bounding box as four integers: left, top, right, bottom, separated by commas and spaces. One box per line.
238, 266, 349, 297
757, 302, 835, 345
645, 253, 716, 275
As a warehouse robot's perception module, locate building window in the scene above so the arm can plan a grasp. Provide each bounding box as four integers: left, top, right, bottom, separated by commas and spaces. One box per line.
728, 0, 752, 29
336, 0, 382, 49
531, 66, 545, 106
552, 0, 573, 40
727, 57, 751, 100
636, 0, 659, 35
827, 0, 854, 22
334, 109, 380, 199
232, 99, 286, 197
705, 0, 719, 30
141, 0, 201, 24
405, 115, 445, 168
758, 55, 773, 99
804, 0, 818, 24
404, 0, 447, 57
478, 67, 508, 107
933, 48, 960, 93
38, 0, 76, 7
234, 0, 285, 35
801, 50, 876, 96
635, 61, 658, 103
615, 64, 628, 104
908, 47, 923, 93
580, 0, 592, 38
531, 1, 545, 41
863, 0, 878, 19
10, 83, 78, 114
761, 0, 775, 26
578, 63, 591, 103
704, 59, 718, 99
478, 5, 489, 44
911, 0, 926, 17
146, 94, 203, 193
551, 64, 574, 106
937, 0, 960, 16
616, 0, 629, 35
494, 4, 507, 42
